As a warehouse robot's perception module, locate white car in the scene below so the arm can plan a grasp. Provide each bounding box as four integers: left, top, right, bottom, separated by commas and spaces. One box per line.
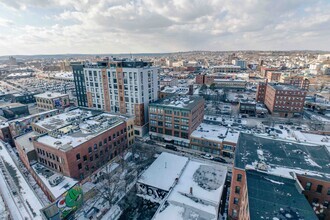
202, 154, 214, 160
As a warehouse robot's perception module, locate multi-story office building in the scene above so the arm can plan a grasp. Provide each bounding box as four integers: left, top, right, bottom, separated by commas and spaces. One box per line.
80, 59, 159, 136
148, 95, 204, 147
264, 83, 306, 117
256, 82, 307, 117
71, 62, 88, 107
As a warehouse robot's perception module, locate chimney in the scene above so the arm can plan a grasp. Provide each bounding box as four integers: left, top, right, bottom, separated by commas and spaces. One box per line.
190, 187, 193, 195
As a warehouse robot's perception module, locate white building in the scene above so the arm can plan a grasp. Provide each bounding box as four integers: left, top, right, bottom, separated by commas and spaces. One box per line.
82, 60, 159, 136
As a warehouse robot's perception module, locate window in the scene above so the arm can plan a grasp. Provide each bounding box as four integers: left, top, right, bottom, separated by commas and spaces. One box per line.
78, 163, 82, 170
327, 188, 330, 195
235, 186, 240, 194
237, 174, 242, 182
83, 155, 87, 161
88, 147, 92, 153
232, 209, 238, 218
76, 153, 81, 160
90, 156, 93, 161
316, 185, 323, 193
94, 144, 98, 151
305, 182, 312, 191
233, 197, 239, 205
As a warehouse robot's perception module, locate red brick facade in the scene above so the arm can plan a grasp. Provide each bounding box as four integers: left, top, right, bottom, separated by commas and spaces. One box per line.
34, 122, 127, 180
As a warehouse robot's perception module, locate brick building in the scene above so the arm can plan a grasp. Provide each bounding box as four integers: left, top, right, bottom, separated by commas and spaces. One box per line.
260, 66, 278, 77
34, 92, 70, 110
266, 71, 282, 82
264, 83, 307, 117
256, 82, 307, 117
149, 95, 204, 147
255, 82, 267, 102
33, 112, 131, 180
228, 133, 329, 220
190, 123, 239, 157
282, 75, 310, 90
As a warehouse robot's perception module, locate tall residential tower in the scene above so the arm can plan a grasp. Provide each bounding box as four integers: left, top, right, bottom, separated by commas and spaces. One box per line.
74, 59, 159, 136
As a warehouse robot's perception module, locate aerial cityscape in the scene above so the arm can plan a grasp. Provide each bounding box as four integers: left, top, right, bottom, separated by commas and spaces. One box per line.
0, 1, 330, 220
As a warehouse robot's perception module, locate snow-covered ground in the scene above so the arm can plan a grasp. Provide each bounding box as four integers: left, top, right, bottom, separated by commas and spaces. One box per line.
0, 193, 9, 219
0, 141, 44, 219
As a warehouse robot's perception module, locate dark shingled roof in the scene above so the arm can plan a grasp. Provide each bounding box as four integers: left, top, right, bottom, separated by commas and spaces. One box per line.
247, 170, 318, 220
235, 133, 330, 181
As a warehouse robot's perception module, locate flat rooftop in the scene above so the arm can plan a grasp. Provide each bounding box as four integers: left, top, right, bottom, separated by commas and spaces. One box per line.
191, 123, 228, 142
34, 108, 96, 131
0, 102, 26, 108
31, 163, 78, 199
36, 113, 126, 150
15, 131, 38, 152
153, 160, 227, 220
247, 170, 317, 220
150, 95, 203, 110
34, 92, 68, 99
268, 83, 303, 91
138, 152, 189, 191
235, 133, 330, 181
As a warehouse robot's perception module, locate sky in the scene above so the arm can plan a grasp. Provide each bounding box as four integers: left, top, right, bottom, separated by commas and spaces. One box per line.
0, 0, 330, 55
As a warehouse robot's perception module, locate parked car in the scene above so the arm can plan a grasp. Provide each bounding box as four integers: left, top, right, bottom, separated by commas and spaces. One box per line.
165, 144, 177, 151
212, 157, 227, 163
201, 153, 214, 160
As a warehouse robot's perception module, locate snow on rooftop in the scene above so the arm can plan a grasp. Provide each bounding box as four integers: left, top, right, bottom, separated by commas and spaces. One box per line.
191, 123, 228, 142
0, 141, 44, 219
35, 108, 93, 131
223, 130, 240, 144
138, 152, 189, 191
36, 113, 124, 149
154, 160, 227, 220
293, 131, 330, 147
31, 163, 78, 199
34, 92, 68, 99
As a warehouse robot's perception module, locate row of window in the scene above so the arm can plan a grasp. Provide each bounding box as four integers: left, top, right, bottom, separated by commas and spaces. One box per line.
150, 127, 189, 139
39, 157, 62, 172
305, 182, 330, 194
36, 148, 60, 163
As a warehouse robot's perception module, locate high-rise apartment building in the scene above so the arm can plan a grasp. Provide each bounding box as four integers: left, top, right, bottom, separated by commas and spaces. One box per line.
74, 59, 159, 136
72, 62, 88, 107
